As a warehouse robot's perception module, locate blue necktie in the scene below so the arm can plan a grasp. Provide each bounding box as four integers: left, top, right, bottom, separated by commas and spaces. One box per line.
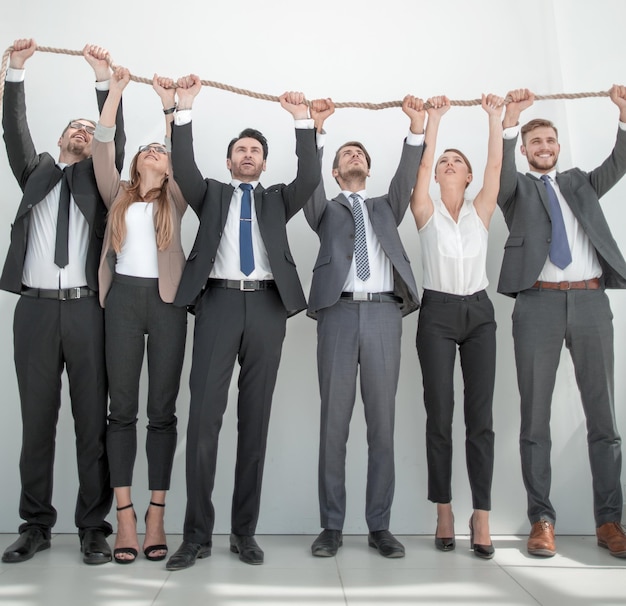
239, 183, 255, 275
54, 167, 70, 268
350, 193, 370, 281
540, 175, 572, 269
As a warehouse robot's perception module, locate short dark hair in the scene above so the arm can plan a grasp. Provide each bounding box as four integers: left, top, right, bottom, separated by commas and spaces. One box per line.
332, 141, 372, 170
61, 118, 96, 137
521, 119, 559, 146
227, 128, 268, 159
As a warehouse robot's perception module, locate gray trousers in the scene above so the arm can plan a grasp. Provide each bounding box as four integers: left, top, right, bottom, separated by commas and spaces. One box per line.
512, 287, 622, 527
105, 274, 187, 490
316, 299, 402, 532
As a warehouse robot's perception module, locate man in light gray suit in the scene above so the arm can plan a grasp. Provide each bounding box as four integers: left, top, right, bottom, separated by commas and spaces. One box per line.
304, 96, 424, 558
498, 86, 626, 558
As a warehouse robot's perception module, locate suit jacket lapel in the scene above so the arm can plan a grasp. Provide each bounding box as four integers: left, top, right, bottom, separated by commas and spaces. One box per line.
528, 174, 551, 216
220, 183, 234, 229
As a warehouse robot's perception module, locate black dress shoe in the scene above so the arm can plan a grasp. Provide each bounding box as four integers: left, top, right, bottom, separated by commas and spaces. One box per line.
166, 541, 212, 571
368, 530, 405, 558
81, 529, 112, 565
469, 516, 495, 560
229, 534, 264, 565
311, 529, 343, 557
2, 528, 50, 563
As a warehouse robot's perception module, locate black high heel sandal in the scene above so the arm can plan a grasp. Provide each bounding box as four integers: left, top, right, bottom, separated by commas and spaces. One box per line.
114, 503, 138, 564
144, 501, 168, 561
469, 514, 495, 559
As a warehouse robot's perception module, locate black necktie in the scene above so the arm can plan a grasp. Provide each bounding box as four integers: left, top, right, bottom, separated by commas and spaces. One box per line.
54, 167, 70, 268
239, 183, 255, 275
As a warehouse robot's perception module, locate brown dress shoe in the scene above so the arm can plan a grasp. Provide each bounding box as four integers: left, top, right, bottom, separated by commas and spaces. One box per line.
596, 522, 626, 558
527, 519, 556, 557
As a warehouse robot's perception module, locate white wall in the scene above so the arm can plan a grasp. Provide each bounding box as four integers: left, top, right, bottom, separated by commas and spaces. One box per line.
0, 0, 625, 536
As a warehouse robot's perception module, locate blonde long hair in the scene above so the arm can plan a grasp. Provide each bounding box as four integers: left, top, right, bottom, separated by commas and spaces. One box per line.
108, 148, 173, 253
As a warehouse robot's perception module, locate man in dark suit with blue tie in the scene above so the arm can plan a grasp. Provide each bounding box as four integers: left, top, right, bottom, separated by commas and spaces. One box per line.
497, 85, 626, 558
1, 39, 125, 565
304, 96, 424, 558
165, 76, 320, 570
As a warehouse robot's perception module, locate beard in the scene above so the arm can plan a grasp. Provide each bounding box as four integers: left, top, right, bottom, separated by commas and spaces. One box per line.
527, 153, 558, 172
65, 138, 90, 159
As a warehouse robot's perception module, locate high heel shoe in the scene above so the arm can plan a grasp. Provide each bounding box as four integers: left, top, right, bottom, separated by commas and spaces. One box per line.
435, 517, 455, 551
469, 514, 495, 559
144, 501, 168, 561
114, 503, 138, 564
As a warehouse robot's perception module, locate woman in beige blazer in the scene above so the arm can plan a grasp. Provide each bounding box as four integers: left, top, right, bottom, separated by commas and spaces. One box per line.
92, 67, 187, 565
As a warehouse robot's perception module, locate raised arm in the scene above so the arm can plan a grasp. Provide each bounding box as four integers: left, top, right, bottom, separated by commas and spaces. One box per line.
304, 97, 335, 230
472, 93, 504, 229
83, 44, 125, 172
409, 95, 445, 229
92, 67, 130, 208
497, 88, 534, 215
278, 91, 321, 220
388, 94, 426, 224
2, 38, 39, 189
170, 74, 208, 216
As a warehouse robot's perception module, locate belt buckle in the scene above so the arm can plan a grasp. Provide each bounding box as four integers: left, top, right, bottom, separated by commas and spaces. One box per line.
558, 281, 570, 291
353, 291, 368, 301
240, 280, 256, 291
62, 287, 82, 300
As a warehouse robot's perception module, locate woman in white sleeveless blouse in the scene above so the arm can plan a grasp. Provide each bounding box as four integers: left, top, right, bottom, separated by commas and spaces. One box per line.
410, 93, 504, 559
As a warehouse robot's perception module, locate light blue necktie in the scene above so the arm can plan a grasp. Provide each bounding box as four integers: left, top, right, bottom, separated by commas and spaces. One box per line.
540, 175, 572, 269
239, 183, 254, 275
350, 193, 370, 281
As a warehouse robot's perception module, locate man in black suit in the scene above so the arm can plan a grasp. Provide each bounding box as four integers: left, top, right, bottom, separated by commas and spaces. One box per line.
1, 39, 125, 564
165, 76, 320, 570
497, 86, 626, 558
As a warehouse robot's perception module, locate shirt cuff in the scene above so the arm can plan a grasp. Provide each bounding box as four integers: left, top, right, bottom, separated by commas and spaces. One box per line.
503, 125, 519, 140
316, 130, 326, 149
619, 121, 626, 131
95, 80, 110, 91
6, 67, 25, 83
294, 118, 314, 129
406, 131, 425, 146
95, 123, 116, 143
174, 110, 192, 126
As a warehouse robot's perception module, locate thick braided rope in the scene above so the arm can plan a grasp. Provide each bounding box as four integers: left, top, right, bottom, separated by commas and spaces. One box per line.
0, 45, 611, 113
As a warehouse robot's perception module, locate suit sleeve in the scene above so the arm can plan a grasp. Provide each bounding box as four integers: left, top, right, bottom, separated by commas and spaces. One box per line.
588, 126, 626, 199
2, 80, 40, 191
171, 121, 209, 217
96, 88, 125, 173
281, 127, 322, 221
387, 139, 423, 225
92, 128, 121, 209
497, 136, 519, 220
303, 146, 328, 230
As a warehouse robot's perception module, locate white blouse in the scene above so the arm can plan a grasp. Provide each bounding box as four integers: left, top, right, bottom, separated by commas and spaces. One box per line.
419, 198, 489, 295
115, 202, 159, 278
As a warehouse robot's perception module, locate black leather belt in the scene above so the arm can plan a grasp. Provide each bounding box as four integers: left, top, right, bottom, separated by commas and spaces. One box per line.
21, 286, 97, 300
340, 291, 401, 303
206, 278, 276, 291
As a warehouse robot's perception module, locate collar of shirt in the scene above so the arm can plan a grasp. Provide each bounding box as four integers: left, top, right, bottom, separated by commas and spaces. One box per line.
341, 190, 367, 204
529, 170, 557, 181
231, 179, 260, 190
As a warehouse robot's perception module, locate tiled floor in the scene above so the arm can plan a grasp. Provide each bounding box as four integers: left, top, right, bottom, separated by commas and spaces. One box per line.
0, 533, 625, 605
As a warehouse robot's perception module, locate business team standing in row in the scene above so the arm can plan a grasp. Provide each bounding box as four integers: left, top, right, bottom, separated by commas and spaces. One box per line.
2, 39, 626, 569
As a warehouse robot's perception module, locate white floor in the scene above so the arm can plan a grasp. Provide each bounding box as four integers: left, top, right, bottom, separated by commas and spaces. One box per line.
0, 533, 625, 606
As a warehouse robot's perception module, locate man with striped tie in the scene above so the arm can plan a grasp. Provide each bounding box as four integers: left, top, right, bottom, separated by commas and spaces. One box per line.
304, 95, 424, 558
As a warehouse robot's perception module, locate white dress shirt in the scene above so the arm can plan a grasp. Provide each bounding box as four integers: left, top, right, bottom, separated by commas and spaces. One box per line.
115, 203, 159, 278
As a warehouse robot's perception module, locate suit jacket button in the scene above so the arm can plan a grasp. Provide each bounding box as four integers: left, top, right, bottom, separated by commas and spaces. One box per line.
347, 254, 353, 260
211, 258, 215, 263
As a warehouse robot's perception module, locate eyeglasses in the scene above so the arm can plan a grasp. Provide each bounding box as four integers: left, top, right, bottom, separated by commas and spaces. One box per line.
68, 121, 96, 135
138, 144, 168, 155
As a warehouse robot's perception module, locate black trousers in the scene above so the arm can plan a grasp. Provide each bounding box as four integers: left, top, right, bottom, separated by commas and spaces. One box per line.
416, 289, 496, 510
105, 274, 187, 490
13, 294, 112, 538
183, 286, 287, 543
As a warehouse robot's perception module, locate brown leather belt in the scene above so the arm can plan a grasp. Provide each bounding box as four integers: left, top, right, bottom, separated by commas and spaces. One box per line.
532, 278, 601, 291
